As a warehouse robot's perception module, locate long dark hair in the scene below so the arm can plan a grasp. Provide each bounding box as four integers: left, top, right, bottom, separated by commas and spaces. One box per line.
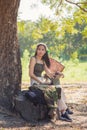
34, 43, 50, 68
42, 51, 50, 68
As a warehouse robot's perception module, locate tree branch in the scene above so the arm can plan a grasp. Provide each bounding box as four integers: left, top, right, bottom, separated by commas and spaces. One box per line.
57, 0, 63, 7
65, 0, 87, 12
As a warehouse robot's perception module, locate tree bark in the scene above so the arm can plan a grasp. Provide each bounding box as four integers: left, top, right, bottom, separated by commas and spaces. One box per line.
0, 0, 21, 108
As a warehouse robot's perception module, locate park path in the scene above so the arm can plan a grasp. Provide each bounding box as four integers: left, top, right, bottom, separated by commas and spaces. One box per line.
0, 83, 87, 130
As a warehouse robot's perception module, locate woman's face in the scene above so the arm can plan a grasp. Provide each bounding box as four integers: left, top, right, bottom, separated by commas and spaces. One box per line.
36, 45, 46, 58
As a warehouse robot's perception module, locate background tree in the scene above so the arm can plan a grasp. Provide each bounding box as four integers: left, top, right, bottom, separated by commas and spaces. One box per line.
18, 11, 87, 61
0, 0, 21, 108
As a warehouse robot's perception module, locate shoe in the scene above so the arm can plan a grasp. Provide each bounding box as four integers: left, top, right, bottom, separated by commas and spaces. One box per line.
59, 112, 72, 122
66, 108, 73, 114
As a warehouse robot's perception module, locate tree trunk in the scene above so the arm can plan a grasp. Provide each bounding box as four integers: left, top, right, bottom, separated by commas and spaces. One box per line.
0, 0, 21, 108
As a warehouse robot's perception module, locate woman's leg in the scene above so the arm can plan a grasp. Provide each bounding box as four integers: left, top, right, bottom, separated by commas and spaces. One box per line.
43, 85, 57, 119
56, 86, 72, 122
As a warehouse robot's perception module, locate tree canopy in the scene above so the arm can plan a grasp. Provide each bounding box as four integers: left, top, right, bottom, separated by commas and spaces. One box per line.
41, 0, 87, 13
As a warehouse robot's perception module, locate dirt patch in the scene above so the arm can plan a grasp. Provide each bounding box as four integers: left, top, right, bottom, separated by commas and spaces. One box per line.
0, 83, 87, 130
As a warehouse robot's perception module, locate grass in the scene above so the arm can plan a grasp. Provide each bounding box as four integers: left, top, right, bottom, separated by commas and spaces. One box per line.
61, 60, 87, 83
21, 56, 87, 84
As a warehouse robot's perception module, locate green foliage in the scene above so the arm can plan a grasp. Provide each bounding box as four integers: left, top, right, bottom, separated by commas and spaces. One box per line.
21, 50, 30, 82
17, 6, 87, 61
18, 0, 87, 84
17, 21, 25, 33
78, 44, 87, 61
71, 51, 78, 60
62, 60, 87, 83
41, 0, 87, 14
62, 19, 78, 34
22, 58, 87, 83
18, 21, 37, 56
32, 28, 43, 40
82, 26, 87, 38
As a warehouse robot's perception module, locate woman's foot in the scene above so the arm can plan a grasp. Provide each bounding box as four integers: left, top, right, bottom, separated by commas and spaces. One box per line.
59, 111, 72, 122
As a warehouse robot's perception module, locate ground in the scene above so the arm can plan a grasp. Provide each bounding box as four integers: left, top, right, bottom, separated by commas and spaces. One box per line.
0, 83, 87, 130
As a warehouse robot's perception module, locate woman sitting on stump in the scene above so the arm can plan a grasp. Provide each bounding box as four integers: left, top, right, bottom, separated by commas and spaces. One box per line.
29, 43, 73, 122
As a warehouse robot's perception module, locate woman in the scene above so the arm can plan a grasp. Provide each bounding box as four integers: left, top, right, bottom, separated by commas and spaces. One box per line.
29, 43, 72, 122
29, 43, 54, 85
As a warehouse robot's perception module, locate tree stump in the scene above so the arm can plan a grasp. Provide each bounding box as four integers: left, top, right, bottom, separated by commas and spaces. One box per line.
14, 90, 48, 122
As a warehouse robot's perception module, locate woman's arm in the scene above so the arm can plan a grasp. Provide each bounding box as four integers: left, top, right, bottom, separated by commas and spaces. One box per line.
44, 62, 64, 79
29, 57, 42, 84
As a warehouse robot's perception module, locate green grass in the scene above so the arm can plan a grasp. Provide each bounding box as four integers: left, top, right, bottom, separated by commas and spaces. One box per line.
61, 60, 87, 83
21, 57, 87, 83
21, 59, 30, 83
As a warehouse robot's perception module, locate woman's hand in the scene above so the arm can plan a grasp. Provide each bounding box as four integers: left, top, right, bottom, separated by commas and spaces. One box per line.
47, 71, 55, 79
55, 71, 64, 78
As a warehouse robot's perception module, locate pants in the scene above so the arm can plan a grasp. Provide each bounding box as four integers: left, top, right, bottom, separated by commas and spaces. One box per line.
52, 76, 67, 111
30, 77, 67, 112
56, 85, 67, 111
